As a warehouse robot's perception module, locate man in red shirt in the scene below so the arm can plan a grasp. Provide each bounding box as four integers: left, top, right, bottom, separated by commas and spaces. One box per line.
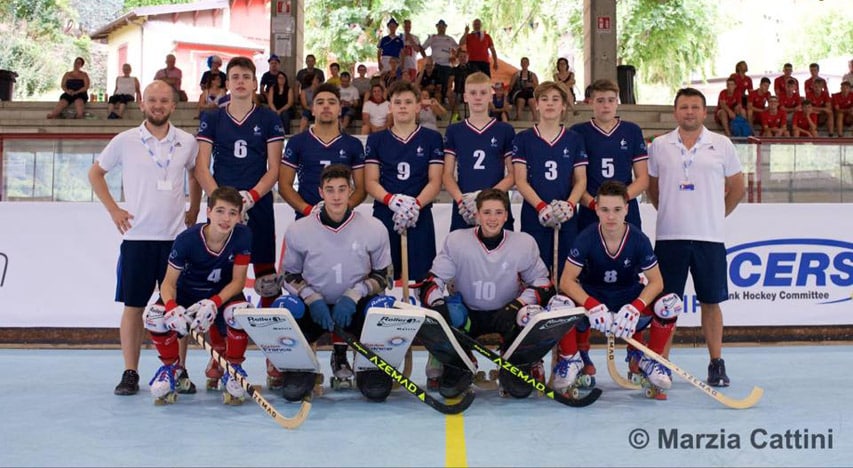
803, 63, 825, 96
773, 63, 797, 97
760, 96, 789, 137
715, 78, 743, 136
806, 77, 834, 136
778, 79, 802, 126
833, 81, 853, 137
729, 60, 753, 105
792, 100, 818, 138
747, 77, 771, 125
459, 18, 498, 77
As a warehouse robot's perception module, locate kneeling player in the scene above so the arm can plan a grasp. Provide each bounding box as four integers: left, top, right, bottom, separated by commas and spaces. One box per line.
419, 188, 555, 398
143, 187, 253, 405
556, 181, 676, 397
278, 164, 394, 402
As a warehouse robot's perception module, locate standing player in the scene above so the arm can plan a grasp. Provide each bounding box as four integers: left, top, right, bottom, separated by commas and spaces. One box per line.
365, 81, 444, 284
568, 78, 648, 380
512, 81, 588, 280
443, 72, 515, 232
279, 164, 394, 401
418, 188, 555, 398
194, 56, 285, 386
89, 80, 200, 396
554, 181, 673, 398
143, 187, 254, 405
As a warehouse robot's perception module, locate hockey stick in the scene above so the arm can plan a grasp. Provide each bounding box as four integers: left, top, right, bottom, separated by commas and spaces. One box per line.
395, 301, 601, 408
548, 226, 560, 384
398, 230, 413, 385
607, 334, 641, 390
190, 330, 311, 429
622, 336, 764, 409
334, 325, 475, 415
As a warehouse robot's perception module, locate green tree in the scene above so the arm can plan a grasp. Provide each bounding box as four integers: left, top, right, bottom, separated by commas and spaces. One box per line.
304, 0, 425, 71
785, 9, 853, 67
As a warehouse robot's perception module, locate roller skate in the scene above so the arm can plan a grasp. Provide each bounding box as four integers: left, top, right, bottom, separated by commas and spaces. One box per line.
439, 364, 473, 399
329, 344, 354, 390
626, 348, 643, 385
425, 353, 443, 391
266, 358, 284, 391
174, 365, 196, 394
149, 364, 178, 405
205, 356, 224, 391
578, 350, 597, 388
551, 352, 587, 399
221, 364, 248, 405
707, 358, 730, 387
638, 356, 671, 400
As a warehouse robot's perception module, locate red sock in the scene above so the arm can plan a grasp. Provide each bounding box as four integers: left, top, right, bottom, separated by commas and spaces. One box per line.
225, 327, 249, 364
150, 331, 179, 365
557, 328, 578, 357
576, 328, 591, 352
331, 332, 344, 346
647, 319, 676, 355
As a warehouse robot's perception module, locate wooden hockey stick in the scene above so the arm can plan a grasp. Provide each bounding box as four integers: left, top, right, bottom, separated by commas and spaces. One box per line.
190, 330, 311, 429
547, 226, 560, 385
607, 334, 641, 389
398, 230, 413, 386
623, 336, 764, 409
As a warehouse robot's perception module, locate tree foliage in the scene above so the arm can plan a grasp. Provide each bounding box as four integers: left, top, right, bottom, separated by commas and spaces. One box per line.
786, 9, 853, 67
123, 0, 193, 10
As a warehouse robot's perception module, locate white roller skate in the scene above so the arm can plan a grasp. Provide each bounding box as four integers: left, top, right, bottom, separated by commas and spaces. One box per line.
330, 344, 354, 390
149, 364, 178, 405
425, 353, 443, 391
205, 357, 224, 391
221, 364, 248, 405
638, 355, 671, 400
551, 352, 589, 399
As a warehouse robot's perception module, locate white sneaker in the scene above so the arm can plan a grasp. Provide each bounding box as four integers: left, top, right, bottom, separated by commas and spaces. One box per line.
551, 352, 583, 393
640, 356, 672, 389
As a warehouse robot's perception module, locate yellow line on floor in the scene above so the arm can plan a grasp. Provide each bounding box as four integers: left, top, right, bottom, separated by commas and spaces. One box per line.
445, 411, 467, 468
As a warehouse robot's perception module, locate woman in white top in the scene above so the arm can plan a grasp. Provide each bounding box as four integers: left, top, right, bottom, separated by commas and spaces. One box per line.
108, 63, 142, 119
197, 73, 227, 117
361, 84, 392, 134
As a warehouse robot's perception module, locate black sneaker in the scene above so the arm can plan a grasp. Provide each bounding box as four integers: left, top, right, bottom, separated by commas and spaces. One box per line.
175, 367, 197, 394
707, 358, 730, 387
114, 369, 140, 395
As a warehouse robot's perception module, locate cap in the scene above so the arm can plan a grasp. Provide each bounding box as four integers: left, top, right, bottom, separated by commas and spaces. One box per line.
493, 82, 503, 89
436, 19, 447, 26
387, 18, 398, 26
268, 54, 280, 63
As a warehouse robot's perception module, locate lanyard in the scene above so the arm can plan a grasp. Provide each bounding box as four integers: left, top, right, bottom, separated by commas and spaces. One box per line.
677, 134, 701, 181
139, 127, 175, 180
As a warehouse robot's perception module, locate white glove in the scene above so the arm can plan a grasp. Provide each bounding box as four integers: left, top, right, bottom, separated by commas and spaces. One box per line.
392, 210, 409, 235
536, 202, 558, 228
461, 191, 480, 224
386, 194, 417, 214
188, 299, 218, 333
457, 199, 476, 226
312, 201, 324, 213
405, 203, 420, 228
586, 303, 612, 335
550, 200, 574, 223
613, 302, 643, 339
163, 306, 191, 337
238, 190, 256, 213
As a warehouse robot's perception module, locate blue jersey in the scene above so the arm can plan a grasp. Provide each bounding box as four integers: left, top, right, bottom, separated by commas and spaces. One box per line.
378, 35, 404, 57
169, 223, 252, 298
569, 118, 647, 196
511, 125, 588, 228
365, 126, 444, 203
567, 223, 656, 291
197, 104, 285, 191
444, 118, 515, 193
282, 129, 365, 207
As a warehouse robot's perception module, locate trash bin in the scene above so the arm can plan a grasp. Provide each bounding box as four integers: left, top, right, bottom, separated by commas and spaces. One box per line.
616, 65, 636, 104
0, 70, 17, 101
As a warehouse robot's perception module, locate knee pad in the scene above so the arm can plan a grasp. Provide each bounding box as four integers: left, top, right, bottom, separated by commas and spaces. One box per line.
653, 293, 683, 320
254, 273, 281, 297
356, 369, 393, 402
546, 294, 576, 311
271, 295, 306, 319
223, 301, 253, 330
143, 304, 169, 333
516, 304, 545, 328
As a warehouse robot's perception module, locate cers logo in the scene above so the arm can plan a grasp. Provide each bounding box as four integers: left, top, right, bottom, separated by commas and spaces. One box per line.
278, 336, 298, 348
727, 238, 853, 304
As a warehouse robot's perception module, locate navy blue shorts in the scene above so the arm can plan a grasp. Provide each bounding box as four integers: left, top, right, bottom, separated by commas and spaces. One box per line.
115, 240, 173, 307
654, 240, 728, 304
373, 203, 436, 282
245, 197, 276, 265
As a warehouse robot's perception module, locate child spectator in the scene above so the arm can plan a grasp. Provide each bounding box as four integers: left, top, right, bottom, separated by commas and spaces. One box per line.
326, 63, 342, 87
792, 100, 818, 138
490, 81, 510, 122
417, 88, 447, 131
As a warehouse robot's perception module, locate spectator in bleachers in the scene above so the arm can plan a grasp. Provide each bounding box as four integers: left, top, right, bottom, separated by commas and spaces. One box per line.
746, 77, 771, 127
843, 59, 853, 87
154, 54, 186, 102
489, 81, 510, 121
778, 79, 802, 125
326, 62, 342, 87
199, 55, 226, 92
361, 83, 391, 134
197, 73, 227, 117
803, 63, 825, 96
729, 60, 753, 105
295, 54, 325, 97
107, 63, 141, 120
715, 78, 743, 137
792, 100, 818, 138
377, 18, 404, 73
417, 57, 441, 98
832, 81, 853, 137
760, 95, 789, 137
299, 73, 321, 133
459, 18, 498, 77
447, 49, 474, 121
807, 77, 834, 136
773, 63, 797, 97
508, 57, 539, 121
260, 55, 282, 96
380, 56, 403, 92
422, 19, 458, 101
417, 88, 447, 131
46, 57, 90, 119
267, 71, 294, 135
352, 64, 372, 100
339, 71, 361, 130
553, 57, 577, 113
401, 19, 425, 82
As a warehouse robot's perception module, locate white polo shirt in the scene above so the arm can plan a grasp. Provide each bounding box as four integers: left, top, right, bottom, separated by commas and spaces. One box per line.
648, 126, 742, 243
97, 122, 198, 241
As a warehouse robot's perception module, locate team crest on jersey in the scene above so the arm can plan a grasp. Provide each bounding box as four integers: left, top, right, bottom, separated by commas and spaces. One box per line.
570, 248, 580, 257
253, 125, 262, 136
416, 145, 425, 157
285, 147, 294, 157
199, 121, 208, 131
274, 124, 284, 134
490, 137, 498, 147
228, 254, 235, 262
562, 147, 571, 158
623, 258, 632, 268
620, 138, 628, 150
339, 149, 347, 159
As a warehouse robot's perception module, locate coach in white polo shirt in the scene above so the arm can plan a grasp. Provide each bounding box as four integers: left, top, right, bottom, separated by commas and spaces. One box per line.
89, 80, 201, 396
647, 87, 745, 388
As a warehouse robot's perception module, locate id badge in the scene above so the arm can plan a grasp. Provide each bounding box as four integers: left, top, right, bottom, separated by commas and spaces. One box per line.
678, 181, 695, 191
157, 179, 173, 191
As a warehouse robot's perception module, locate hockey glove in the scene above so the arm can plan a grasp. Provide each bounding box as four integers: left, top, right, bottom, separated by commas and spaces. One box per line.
550, 200, 575, 223
535, 201, 558, 228
584, 297, 612, 335
332, 296, 358, 329
239, 190, 259, 213
308, 300, 334, 331
163, 305, 191, 337
493, 299, 524, 336
254, 273, 282, 298
384, 193, 417, 214
613, 299, 645, 339
392, 210, 409, 235
188, 299, 218, 333
461, 191, 481, 225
